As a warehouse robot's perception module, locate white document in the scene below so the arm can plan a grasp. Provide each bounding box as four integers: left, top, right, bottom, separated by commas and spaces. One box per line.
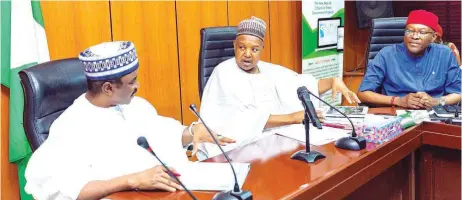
274, 124, 349, 146
176, 162, 250, 191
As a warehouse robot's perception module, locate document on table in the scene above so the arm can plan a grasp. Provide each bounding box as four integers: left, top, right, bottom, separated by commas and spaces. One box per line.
176, 162, 250, 191
274, 124, 350, 145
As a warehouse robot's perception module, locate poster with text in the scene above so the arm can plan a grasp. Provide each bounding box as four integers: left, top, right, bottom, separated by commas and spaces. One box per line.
302, 0, 345, 106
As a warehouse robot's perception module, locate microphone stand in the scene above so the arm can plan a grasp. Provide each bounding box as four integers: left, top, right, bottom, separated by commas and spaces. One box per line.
137, 137, 197, 200
189, 104, 252, 200
306, 91, 366, 151
291, 112, 326, 163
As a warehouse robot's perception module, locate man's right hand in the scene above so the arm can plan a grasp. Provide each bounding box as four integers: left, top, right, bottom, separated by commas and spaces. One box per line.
289, 110, 325, 124
129, 165, 183, 192
396, 93, 425, 109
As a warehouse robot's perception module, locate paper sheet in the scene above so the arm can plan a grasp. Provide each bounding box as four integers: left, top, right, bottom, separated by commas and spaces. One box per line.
175, 162, 250, 191
273, 124, 350, 145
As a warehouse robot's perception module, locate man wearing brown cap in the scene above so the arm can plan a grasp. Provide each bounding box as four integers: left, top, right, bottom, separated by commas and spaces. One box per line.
199, 16, 359, 158
358, 10, 461, 108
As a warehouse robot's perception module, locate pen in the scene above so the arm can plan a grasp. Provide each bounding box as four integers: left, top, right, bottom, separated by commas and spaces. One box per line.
323, 123, 346, 129
165, 163, 181, 177
171, 172, 181, 177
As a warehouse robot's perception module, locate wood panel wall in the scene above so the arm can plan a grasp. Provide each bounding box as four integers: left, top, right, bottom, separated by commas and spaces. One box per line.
40, 1, 112, 60
269, 1, 302, 73
1, 87, 20, 200
341, 1, 369, 105
111, 1, 182, 120
176, 1, 229, 124
343, 1, 369, 73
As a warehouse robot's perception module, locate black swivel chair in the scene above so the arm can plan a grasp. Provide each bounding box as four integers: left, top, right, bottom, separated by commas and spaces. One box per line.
198, 26, 237, 98
19, 58, 87, 151
365, 17, 407, 68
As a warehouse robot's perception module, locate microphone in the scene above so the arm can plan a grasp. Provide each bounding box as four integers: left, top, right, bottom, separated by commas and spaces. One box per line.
454, 101, 461, 118
303, 88, 366, 151
297, 86, 322, 129
137, 137, 197, 200
189, 104, 252, 200
290, 86, 326, 163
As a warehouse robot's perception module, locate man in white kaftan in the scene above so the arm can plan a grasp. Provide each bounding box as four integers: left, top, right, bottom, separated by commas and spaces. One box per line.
25, 41, 234, 200
199, 17, 360, 158
26, 95, 186, 200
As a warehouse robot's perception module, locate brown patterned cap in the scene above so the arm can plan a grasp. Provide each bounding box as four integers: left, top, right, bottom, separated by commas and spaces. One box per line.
237, 16, 266, 41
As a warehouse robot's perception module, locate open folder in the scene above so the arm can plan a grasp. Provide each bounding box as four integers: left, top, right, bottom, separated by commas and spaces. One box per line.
175, 162, 250, 191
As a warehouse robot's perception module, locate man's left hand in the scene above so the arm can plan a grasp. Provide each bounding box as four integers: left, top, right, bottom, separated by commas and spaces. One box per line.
191, 123, 235, 155
416, 92, 438, 108
331, 78, 361, 104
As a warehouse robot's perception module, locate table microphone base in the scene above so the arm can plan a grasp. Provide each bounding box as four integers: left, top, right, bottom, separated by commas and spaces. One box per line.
291, 150, 325, 163
213, 190, 253, 200
335, 136, 367, 151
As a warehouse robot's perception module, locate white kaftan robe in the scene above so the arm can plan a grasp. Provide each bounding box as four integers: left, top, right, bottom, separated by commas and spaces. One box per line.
199, 58, 319, 158
25, 94, 188, 200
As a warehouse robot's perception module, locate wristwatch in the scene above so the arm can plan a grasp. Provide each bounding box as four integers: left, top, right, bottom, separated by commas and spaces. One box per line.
439, 97, 446, 106
188, 122, 199, 136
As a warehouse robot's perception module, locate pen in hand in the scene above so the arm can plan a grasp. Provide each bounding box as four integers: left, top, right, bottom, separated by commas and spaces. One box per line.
170, 171, 181, 177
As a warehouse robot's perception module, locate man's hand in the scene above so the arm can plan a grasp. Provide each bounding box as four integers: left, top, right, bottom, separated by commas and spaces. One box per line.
289, 110, 325, 124
191, 123, 235, 155
129, 166, 182, 192
416, 92, 439, 108
331, 78, 361, 104
316, 110, 325, 122
396, 93, 426, 109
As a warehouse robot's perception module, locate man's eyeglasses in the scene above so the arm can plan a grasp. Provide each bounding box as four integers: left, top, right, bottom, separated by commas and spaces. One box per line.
404, 29, 434, 38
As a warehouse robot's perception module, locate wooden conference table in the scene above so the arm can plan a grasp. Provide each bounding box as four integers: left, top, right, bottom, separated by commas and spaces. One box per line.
106, 108, 461, 200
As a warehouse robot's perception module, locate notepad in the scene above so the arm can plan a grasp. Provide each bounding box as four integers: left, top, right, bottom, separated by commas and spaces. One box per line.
175, 162, 250, 191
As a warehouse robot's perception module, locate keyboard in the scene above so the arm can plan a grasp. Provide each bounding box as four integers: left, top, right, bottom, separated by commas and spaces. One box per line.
443, 105, 461, 113
432, 105, 461, 118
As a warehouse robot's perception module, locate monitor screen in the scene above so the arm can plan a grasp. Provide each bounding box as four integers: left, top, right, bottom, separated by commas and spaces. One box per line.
317, 18, 341, 49
337, 26, 344, 51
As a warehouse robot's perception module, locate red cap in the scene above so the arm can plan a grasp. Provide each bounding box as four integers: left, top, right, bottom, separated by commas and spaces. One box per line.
436, 24, 443, 37
406, 10, 439, 31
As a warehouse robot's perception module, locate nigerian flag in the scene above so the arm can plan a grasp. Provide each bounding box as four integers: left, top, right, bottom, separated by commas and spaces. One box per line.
1, 0, 49, 199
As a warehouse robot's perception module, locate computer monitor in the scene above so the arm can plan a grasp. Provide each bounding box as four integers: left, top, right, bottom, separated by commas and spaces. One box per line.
337, 26, 344, 52
317, 17, 341, 50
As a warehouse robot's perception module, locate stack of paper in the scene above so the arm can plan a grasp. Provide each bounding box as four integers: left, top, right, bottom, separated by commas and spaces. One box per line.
176, 162, 250, 191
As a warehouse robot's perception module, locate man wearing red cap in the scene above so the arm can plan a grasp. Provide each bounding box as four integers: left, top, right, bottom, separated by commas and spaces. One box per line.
434, 24, 461, 66
358, 10, 461, 109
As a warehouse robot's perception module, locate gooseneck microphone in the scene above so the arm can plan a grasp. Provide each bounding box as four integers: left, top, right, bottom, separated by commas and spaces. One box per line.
189, 104, 252, 200
454, 101, 461, 118
137, 137, 197, 200
290, 86, 326, 163
297, 86, 323, 128
303, 88, 367, 151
